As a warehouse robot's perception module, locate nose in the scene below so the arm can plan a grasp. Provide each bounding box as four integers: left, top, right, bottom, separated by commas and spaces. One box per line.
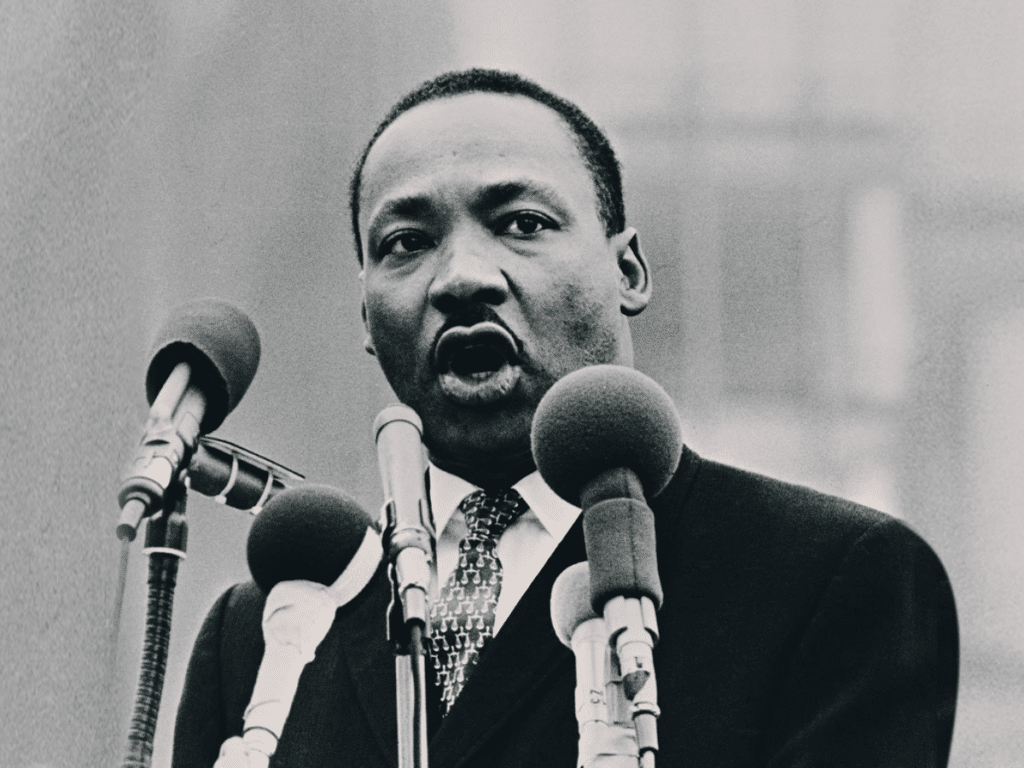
428, 231, 510, 313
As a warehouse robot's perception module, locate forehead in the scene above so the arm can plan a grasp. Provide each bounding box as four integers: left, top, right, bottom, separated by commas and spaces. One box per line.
359, 93, 597, 229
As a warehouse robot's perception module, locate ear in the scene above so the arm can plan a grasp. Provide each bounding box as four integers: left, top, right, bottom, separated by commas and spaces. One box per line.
359, 270, 376, 356
612, 227, 651, 317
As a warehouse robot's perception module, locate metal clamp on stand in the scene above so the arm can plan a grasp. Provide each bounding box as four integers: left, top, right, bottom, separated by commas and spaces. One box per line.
603, 595, 660, 768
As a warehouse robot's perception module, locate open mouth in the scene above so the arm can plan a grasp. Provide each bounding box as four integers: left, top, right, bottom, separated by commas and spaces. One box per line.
448, 344, 508, 377
434, 322, 522, 404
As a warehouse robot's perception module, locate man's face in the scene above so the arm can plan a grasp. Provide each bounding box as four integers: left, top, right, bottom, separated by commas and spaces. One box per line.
358, 92, 649, 476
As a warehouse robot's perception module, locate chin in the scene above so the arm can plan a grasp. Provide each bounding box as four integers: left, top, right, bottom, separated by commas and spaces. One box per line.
423, 402, 534, 467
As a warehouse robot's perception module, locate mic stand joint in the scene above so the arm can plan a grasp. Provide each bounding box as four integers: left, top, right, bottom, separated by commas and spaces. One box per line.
604, 595, 660, 765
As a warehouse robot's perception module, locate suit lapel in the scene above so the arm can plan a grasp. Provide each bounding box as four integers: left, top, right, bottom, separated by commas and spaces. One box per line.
429, 516, 587, 768
335, 564, 400, 766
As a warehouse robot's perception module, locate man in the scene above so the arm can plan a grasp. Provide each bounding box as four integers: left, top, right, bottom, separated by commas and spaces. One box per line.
174, 69, 958, 767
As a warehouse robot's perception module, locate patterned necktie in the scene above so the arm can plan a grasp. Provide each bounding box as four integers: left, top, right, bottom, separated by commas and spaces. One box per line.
429, 488, 528, 715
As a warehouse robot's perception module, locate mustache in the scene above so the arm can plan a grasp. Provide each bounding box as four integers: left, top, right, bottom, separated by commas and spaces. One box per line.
432, 305, 525, 358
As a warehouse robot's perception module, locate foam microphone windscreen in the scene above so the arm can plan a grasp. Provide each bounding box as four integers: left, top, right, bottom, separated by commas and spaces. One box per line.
531, 365, 683, 506
145, 298, 261, 433
247, 484, 378, 594
584, 499, 663, 609
550, 561, 599, 648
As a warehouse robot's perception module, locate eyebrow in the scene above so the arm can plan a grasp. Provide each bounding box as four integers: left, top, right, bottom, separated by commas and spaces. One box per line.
371, 179, 571, 223
372, 195, 435, 224
470, 180, 570, 216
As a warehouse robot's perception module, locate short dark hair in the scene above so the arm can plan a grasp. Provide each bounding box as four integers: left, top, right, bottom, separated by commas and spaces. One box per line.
349, 68, 625, 264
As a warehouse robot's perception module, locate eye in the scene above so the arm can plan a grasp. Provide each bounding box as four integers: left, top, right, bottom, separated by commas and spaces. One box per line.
378, 231, 432, 259
500, 212, 555, 237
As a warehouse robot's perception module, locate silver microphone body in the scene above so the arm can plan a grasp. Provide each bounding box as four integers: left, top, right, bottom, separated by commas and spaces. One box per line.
373, 404, 434, 627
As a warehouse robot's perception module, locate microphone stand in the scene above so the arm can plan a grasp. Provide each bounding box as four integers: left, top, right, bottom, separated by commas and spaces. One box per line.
116, 435, 300, 767
121, 479, 188, 768
387, 577, 429, 768
383, 520, 430, 768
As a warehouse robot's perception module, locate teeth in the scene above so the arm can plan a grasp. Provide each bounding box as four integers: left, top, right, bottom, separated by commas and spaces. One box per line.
439, 364, 520, 405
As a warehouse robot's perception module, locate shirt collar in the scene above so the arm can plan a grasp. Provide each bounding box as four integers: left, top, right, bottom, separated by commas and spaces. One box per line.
427, 462, 580, 539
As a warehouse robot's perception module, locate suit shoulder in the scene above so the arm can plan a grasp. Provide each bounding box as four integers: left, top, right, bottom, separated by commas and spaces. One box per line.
701, 449, 890, 529
174, 581, 265, 767
655, 448, 930, 571
222, 579, 266, 617
216, 580, 267, 659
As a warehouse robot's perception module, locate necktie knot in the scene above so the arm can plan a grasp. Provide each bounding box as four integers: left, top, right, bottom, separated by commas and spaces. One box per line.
461, 488, 528, 543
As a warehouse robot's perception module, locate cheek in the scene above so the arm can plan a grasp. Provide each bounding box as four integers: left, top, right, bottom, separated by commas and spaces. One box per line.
554, 280, 620, 365
363, 294, 416, 373
364, 278, 416, 335
364, 293, 391, 334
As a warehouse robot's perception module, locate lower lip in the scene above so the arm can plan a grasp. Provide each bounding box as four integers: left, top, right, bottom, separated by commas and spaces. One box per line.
438, 363, 520, 406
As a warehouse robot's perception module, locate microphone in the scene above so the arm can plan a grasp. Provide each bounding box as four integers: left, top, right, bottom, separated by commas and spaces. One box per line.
373, 404, 434, 629
532, 365, 682, 765
117, 299, 261, 540
552, 562, 639, 768
186, 436, 304, 514
552, 562, 612, 761
225, 484, 383, 768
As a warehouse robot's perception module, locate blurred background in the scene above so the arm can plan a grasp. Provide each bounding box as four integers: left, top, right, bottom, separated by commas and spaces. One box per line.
2, 0, 1022, 765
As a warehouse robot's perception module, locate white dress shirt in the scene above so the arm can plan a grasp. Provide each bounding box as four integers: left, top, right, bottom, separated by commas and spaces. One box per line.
428, 463, 581, 633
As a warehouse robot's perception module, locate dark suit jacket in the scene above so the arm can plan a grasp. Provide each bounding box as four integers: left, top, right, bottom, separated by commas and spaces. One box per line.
172, 447, 959, 767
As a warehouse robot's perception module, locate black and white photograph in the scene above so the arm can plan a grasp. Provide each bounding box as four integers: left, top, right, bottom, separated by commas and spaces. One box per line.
2, 2, 1022, 766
